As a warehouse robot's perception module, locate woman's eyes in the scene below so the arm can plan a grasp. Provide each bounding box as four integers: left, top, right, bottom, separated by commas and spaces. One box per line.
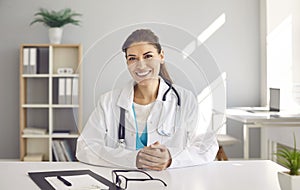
144, 54, 153, 59
128, 57, 136, 61
127, 54, 153, 62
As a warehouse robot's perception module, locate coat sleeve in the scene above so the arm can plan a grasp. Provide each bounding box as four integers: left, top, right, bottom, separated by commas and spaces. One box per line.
168, 91, 219, 168
76, 96, 139, 168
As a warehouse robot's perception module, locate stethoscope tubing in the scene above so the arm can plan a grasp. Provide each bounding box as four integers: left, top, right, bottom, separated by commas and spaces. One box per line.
118, 79, 181, 143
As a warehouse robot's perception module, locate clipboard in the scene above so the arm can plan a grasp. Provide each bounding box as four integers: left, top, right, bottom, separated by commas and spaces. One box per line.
28, 169, 120, 190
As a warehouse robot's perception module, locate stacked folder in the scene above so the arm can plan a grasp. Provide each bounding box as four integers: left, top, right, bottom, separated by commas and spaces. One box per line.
23, 47, 49, 74
58, 77, 79, 105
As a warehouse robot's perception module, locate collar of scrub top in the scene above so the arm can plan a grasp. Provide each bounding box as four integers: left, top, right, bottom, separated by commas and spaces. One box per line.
116, 77, 176, 111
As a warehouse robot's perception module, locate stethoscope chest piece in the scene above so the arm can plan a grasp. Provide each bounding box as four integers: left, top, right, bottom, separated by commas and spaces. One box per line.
157, 128, 171, 137
118, 139, 126, 148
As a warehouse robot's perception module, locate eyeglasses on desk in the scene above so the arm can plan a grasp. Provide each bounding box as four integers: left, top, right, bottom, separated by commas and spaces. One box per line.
112, 169, 167, 189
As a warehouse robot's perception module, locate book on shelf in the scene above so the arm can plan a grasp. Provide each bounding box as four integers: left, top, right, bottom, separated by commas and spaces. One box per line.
52, 143, 59, 162
60, 140, 76, 161
52, 140, 67, 161
52, 139, 75, 161
23, 127, 47, 135
24, 153, 43, 161
52, 130, 71, 135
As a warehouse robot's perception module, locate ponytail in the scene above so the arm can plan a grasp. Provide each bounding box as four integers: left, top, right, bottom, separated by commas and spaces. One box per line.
159, 63, 173, 84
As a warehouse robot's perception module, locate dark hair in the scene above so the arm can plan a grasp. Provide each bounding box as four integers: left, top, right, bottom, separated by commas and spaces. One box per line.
122, 29, 173, 83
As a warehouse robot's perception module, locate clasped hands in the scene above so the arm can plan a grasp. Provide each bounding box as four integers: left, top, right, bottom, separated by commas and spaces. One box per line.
136, 141, 172, 171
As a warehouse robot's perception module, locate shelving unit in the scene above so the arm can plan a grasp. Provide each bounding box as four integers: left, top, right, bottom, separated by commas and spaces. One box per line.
19, 44, 82, 162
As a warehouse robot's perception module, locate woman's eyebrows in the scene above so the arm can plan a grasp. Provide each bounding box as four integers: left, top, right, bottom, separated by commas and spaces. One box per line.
127, 51, 153, 57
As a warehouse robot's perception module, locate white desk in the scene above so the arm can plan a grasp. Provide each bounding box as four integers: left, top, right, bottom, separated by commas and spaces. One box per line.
226, 107, 300, 159
0, 160, 285, 190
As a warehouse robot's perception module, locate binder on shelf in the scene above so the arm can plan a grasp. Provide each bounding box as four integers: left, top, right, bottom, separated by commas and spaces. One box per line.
52, 140, 67, 161
66, 78, 72, 104
52, 143, 59, 161
72, 78, 79, 105
60, 140, 75, 161
58, 78, 66, 104
29, 48, 37, 74
23, 48, 30, 74
28, 169, 117, 190
37, 47, 49, 74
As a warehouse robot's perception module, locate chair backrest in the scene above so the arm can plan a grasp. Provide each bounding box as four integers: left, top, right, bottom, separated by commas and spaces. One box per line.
197, 72, 227, 134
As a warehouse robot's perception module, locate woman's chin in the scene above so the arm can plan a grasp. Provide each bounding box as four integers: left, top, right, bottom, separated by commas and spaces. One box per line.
135, 77, 158, 86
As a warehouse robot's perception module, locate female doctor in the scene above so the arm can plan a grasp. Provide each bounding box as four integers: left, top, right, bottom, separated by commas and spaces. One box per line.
76, 29, 218, 171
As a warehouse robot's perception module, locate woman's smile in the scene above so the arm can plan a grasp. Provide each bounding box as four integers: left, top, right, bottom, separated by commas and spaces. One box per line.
135, 70, 152, 77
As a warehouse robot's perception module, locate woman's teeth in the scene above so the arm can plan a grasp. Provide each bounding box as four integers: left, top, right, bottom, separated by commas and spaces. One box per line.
136, 71, 151, 77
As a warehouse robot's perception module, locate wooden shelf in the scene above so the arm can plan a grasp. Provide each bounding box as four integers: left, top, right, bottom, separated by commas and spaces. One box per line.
52, 134, 79, 138
22, 74, 50, 78
52, 74, 79, 78
52, 105, 79, 108
20, 44, 82, 162
22, 134, 50, 138
22, 104, 50, 108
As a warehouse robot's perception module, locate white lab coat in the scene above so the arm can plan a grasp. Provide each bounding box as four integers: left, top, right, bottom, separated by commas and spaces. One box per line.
76, 78, 218, 168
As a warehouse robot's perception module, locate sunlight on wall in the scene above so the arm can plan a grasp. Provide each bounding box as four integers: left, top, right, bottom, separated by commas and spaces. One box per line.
180, 13, 227, 134
182, 13, 226, 59
197, 13, 226, 45
267, 14, 300, 111
267, 15, 293, 110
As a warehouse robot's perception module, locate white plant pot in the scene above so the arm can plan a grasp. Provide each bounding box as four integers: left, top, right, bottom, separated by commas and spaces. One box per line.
48, 27, 63, 44
278, 172, 300, 190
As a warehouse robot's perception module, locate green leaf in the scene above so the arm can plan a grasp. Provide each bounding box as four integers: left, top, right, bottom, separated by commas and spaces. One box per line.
275, 133, 300, 175
30, 8, 81, 28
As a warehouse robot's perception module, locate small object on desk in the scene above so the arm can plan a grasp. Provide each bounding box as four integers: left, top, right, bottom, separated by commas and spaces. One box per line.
57, 175, 72, 186
270, 114, 280, 118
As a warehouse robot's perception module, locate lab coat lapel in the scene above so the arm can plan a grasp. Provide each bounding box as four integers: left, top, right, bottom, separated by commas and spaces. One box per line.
148, 79, 174, 144
116, 80, 136, 133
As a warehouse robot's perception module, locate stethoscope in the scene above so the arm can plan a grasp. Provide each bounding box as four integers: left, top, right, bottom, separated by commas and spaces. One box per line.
118, 79, 181, 146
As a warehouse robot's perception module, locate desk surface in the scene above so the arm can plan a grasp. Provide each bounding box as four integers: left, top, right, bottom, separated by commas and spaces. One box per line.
226, 107, 300, 159
227, 107, 300, 124
0, 160, 285, 190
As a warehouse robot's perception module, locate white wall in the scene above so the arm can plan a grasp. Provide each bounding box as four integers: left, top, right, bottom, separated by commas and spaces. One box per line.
0, 0, 260, 159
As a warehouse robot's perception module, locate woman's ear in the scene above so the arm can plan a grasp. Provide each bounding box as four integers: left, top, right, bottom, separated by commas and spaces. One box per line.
160, 50, 165, 64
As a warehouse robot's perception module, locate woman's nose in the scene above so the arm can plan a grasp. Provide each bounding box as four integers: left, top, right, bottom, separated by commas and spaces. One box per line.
136, 59, 146, 68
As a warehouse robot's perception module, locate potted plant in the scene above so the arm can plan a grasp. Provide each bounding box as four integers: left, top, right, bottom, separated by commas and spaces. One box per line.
30, 8, 81, 44
275, 134, 300, 190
